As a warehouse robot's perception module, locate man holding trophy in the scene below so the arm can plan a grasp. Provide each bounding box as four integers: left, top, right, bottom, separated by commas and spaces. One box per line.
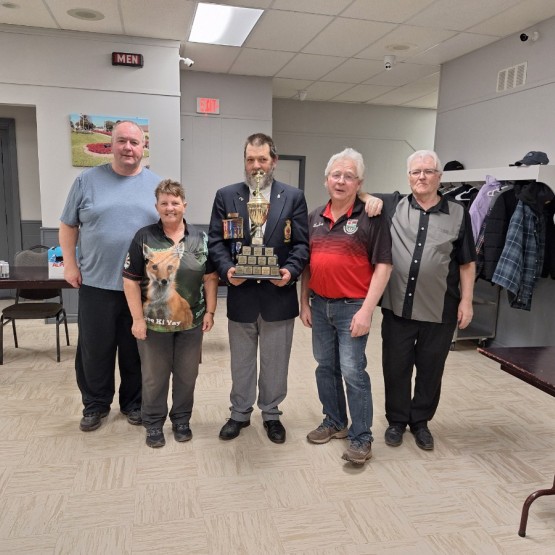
209, 133, 309, 444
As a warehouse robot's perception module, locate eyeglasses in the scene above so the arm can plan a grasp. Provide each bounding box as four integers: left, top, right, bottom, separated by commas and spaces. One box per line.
409, 169, 439, 177
329, 172, 358, 183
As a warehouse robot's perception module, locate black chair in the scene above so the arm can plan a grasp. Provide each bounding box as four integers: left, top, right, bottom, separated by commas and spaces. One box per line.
1, 245, 70, 365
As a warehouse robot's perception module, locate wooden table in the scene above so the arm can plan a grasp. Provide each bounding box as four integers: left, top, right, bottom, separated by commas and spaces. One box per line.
1, 266, 73, 365
478, 346, 555, 537
0, 266, 71, 290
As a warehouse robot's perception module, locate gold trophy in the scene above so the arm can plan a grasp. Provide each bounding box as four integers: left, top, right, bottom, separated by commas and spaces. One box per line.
234, 170, 281, 280
248, 170, 270, 246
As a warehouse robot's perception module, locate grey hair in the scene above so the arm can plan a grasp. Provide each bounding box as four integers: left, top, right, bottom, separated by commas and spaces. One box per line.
324, 148, 365, 180
407, 150, 442, 173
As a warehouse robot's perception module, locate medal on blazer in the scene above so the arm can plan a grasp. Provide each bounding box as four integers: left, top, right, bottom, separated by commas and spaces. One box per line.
284, 219, 292, 243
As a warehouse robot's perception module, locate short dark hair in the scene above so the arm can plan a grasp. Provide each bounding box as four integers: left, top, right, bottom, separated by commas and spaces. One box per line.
244, 133, 278, 160
155, 179, 186, 202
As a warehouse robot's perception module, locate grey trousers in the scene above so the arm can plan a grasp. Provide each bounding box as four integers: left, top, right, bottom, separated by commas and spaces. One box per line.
228, 316, 294, 422
137, 325, 203, 428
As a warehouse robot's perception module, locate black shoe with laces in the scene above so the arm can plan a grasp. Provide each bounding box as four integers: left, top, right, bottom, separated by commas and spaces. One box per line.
121, 409, 142, 426
172, 423, 192, 442
79, 410, 110, 432
146, 427, 165, 448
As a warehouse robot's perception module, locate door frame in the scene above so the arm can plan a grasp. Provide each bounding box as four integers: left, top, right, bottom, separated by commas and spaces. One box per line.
0, 118, 22, 264
279, 154, 306, 191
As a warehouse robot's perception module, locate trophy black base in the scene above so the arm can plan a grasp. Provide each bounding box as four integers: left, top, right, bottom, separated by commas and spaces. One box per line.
234, 245, 281, 280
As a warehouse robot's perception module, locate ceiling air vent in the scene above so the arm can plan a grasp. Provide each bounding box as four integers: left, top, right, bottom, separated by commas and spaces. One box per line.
497, 62, 527, 92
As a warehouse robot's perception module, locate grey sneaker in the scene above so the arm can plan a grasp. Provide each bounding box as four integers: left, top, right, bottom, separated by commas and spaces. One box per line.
307, 424, 348, 444
146, 427, 165, 448
342, 441, 372, 465
172, 423, 192, 442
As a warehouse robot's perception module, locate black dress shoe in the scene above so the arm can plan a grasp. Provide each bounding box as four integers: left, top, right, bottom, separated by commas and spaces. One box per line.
219, 418, 250, 440
264, 420, 286, 444
384, 424, 405, 447
413, 427, 434, 450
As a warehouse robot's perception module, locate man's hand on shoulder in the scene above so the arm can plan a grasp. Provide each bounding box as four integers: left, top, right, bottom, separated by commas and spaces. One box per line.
358, 192, 383, 217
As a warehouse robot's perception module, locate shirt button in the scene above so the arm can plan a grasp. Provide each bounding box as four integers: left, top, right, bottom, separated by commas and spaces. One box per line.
411, 277, 415, 280
418, 243, 422, 246
408, 293, 412, 296
421, 227, 425, 230
414, 260, 418, 263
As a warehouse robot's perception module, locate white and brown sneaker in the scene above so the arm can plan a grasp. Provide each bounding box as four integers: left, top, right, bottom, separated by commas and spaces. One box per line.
307, 424, 348, 444
341, 441, 372, 465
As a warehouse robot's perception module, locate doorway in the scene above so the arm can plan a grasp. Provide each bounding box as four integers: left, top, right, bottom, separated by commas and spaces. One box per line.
274, 155, 306, 190
0, 118, 22, 265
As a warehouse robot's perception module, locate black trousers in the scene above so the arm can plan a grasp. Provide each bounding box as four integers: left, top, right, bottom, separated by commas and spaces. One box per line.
381, 309, 456, 430
76, 285, 141, 415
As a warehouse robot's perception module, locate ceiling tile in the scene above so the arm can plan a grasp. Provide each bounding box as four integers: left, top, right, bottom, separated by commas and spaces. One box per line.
271, 0, 352, 16
468, 0, 555, 36
245, 10, 332, 52
181, 43, 239, 73
230, 48, 295, 76
121, 0, 195, 41
410, 32, 500, 65
332, 84, 395, 103
402, 91, 438, 109
304, 81, 355, 101
210, 0, 273, 8
341, 0, 436, 23
364, 62, 440, 87
302, 18, 396, 57
0, 0, 57, 28
272, 77, 315, 98
407, 0, 522, 32
276, 53, 346, 80
45, 0, 124, 34
356, 25, 458, 61
321, 58, 385, 84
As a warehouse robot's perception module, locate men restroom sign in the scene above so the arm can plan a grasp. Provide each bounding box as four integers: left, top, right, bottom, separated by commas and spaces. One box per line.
112, 52, 144, 67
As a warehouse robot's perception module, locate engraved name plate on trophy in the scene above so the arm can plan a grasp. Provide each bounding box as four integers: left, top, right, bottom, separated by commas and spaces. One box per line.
234, 170, 281, 280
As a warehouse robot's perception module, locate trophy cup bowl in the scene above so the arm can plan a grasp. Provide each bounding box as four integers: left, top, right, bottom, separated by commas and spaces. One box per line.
248, 196, 270, 246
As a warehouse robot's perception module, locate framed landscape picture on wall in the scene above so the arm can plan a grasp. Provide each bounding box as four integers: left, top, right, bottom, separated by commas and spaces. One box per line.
69, 114, 149, 167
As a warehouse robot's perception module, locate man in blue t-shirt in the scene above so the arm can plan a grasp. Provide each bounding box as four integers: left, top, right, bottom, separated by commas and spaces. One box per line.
59, 120, 160, 432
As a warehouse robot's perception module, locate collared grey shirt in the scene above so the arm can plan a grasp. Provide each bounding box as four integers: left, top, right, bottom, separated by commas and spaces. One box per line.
379, 192, 476, 324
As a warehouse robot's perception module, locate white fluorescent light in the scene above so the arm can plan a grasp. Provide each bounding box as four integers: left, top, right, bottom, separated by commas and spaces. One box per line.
189, 3, 263, 47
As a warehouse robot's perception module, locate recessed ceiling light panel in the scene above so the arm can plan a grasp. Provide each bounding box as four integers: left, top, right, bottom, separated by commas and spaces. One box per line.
67, 8, 105, 21
189, 2, 263, 47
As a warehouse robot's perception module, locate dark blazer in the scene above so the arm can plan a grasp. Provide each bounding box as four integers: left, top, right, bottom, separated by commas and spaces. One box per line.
208, 180, 309, 323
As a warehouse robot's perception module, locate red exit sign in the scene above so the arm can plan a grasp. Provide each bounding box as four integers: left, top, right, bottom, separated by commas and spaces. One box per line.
112, 52, 144, 67
197, 97, 220, 115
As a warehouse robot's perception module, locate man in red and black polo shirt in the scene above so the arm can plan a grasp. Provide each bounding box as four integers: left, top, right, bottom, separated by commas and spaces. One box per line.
300, 148, 392, 465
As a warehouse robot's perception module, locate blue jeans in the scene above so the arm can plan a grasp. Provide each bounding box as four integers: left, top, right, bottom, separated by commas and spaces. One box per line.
311, 294, 373, 444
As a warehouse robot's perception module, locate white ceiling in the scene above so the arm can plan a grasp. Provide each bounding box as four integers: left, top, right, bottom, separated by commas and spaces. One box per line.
2, 0, 555, 108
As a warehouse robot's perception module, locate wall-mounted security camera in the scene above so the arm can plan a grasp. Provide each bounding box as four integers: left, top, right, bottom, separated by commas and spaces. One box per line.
179, 57, 195, 67
384, 55, 396, 71
520, 31, 539, 42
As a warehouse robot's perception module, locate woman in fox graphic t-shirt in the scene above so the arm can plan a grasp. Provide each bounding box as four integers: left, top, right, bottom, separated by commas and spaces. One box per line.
123, 179, 218, 448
